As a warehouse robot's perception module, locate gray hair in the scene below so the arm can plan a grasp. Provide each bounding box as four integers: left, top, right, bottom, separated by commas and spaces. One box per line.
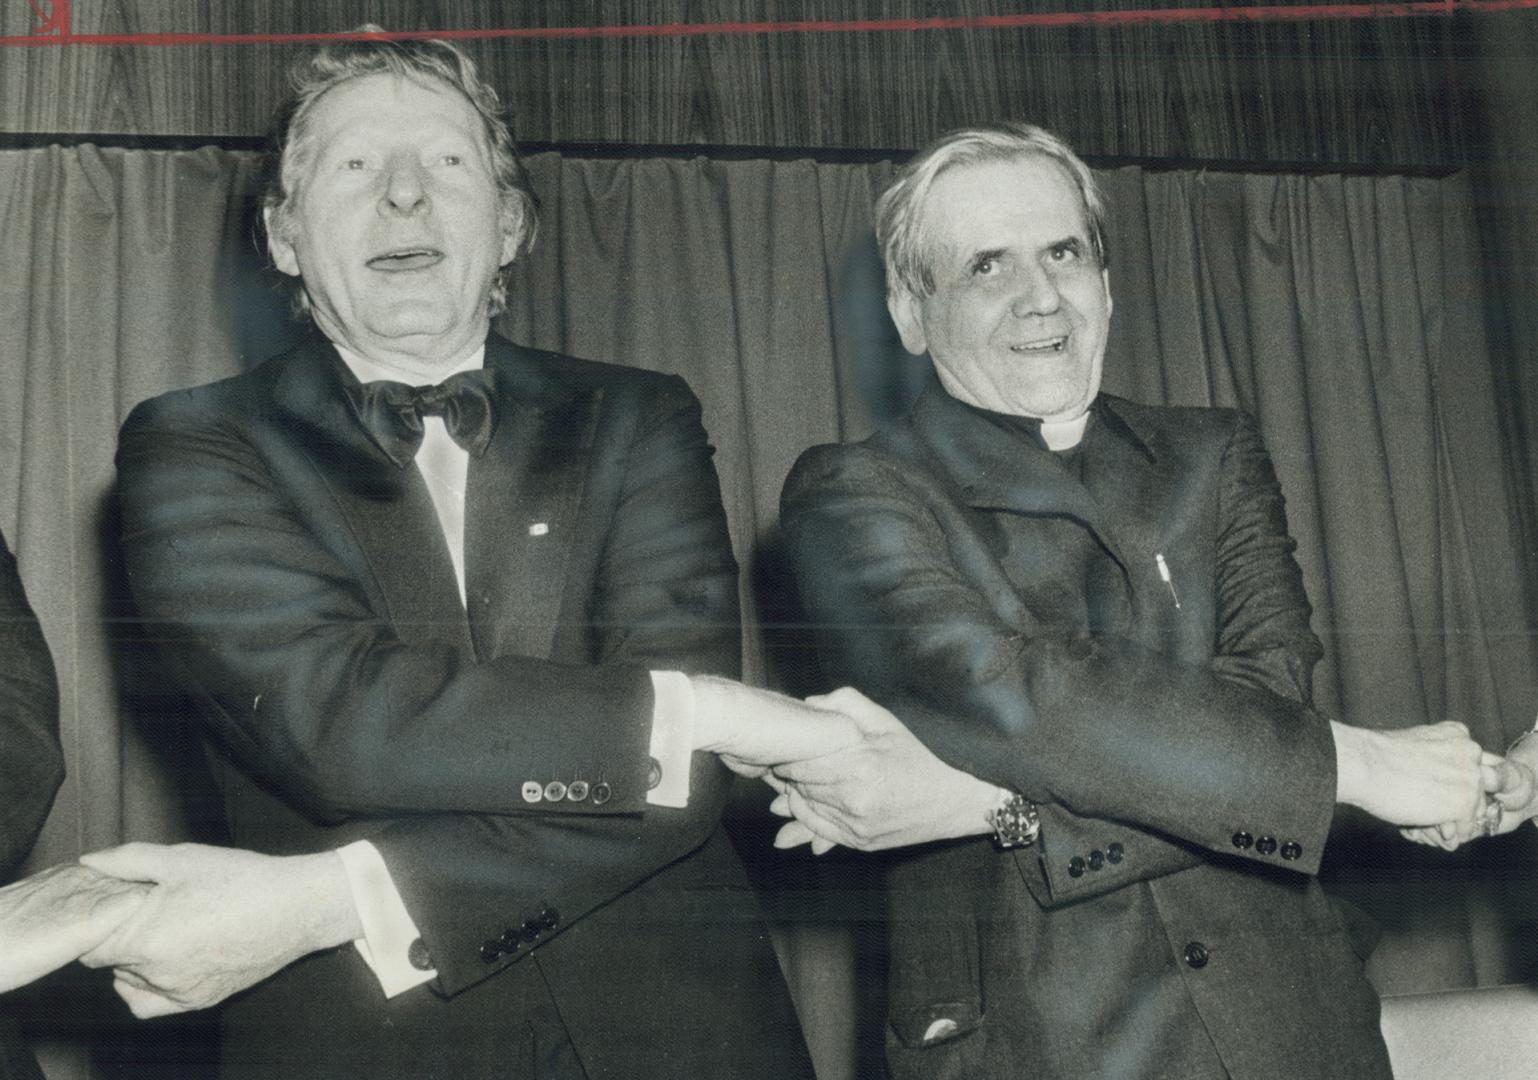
261, 26, 538, 317
874, 122, 1107, 298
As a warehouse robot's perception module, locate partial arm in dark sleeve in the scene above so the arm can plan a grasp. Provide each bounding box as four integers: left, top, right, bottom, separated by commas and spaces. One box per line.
0, 531, 63, 879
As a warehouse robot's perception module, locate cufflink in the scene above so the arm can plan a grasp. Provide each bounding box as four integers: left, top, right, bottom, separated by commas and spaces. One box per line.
408, 938, 433, 971
646, 757, 662, 791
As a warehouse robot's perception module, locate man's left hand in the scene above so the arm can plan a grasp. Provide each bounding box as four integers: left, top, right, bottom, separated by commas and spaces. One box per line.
0, 864, 149, 993
767, 687, 1001, 854
78, 843, 362, 1018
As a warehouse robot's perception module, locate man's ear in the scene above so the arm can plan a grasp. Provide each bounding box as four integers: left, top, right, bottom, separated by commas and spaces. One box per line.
263, 207, 301, 278
887, 288, 929, 357
498, 200, 528, 266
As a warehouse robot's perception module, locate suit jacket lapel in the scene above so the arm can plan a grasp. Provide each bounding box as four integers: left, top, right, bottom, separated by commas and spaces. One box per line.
908, 383, 1133, 573
270, 336, 473, 652
1079, 396, 1178, 584
464, 337, 597, 662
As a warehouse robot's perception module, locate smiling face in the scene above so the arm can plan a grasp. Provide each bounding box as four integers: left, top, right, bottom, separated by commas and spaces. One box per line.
265, 73, 521, 377
888, 154, 1112, 422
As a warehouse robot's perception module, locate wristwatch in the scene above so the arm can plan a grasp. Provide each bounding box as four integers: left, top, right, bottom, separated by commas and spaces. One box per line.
988, 792, 1041, 850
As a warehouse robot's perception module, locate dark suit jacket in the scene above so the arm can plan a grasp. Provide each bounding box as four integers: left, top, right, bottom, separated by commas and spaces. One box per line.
781, 385, 1391, 1080
0, 530, 63, 1080
117, 333, 811, 1080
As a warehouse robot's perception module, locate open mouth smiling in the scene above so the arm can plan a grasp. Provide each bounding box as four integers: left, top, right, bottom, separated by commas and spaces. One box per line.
1010, 335, 1067, 354
366, 247, 445, 272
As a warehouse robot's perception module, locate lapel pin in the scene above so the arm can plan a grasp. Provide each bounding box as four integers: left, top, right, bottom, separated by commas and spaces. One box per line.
528, 522, 549, 537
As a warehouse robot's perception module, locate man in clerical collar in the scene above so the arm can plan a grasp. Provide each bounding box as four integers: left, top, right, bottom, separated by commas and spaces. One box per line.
77, 30, 836, 1080
774, 122, 1502, 1080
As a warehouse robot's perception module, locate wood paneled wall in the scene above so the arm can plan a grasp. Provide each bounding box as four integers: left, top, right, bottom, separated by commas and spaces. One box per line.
0, 1, 1493, 168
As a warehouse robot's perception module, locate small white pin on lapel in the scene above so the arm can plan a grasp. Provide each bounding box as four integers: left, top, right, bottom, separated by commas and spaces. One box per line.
528, 522, 549, 537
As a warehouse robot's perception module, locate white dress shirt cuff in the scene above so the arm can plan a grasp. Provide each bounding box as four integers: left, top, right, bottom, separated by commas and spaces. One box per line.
336, 840, 437, 998
647, 671, 696, 808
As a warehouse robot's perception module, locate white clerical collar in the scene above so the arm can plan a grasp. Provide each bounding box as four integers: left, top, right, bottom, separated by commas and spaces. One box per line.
1040, 411, 1090, 451
332, 342, 486, 388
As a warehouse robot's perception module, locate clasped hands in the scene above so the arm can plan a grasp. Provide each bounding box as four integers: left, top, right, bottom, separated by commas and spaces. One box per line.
1396, 728, 1538, 851
705, 679, 1538, 859
5, 691, 1531, 1018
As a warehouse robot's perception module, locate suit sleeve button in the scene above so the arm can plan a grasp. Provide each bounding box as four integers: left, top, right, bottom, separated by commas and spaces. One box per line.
1280, 841, 1302, 861
500, 928, 522, 950
567, 781, 589, 801
1231, 831, 1253, 849
1068, 856, 1086, 878
408, 938, 433, 971
1088, 849, 1104, 871
1183, 941, 1209, 969
544, 780, 568, 802
1255, 835, 1277, 856
479, 941, 502, 963
591, 781, 612, 805
1107, 842, 1124, 864
520, 920, 542, 943
521, 781, 543, 804
538, 907, 560, 930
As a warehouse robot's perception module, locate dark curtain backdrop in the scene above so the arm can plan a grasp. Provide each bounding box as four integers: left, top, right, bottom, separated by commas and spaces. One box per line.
0, 145, 1533, 1079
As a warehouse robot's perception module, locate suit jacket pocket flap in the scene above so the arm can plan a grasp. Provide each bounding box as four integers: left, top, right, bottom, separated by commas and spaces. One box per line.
889, 1000, 983, 1049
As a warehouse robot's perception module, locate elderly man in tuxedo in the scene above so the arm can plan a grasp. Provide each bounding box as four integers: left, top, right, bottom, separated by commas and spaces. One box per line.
79, 31, 841, 1080
773, 122, 1502, 1080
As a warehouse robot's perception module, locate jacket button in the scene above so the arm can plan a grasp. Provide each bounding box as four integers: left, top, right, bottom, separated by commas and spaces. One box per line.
591, 781, 612, 805
520, 920, 542, 943
1280, 841, 1302, 861
1255, 835, 1277, 856
567, 781, 589, 801
521, 781, 543, 804
408, 938, 433, 971
1107, 842, 1124, 864
1088, 849, 1105, 871
1231, 831, 1253, 850
479, 940, 502, 964
539, 907, 560, 930
499, 927, 521, 950
1183, 941, 1209, 969
1068, 856, 1086, 878
543, 780, 568, 802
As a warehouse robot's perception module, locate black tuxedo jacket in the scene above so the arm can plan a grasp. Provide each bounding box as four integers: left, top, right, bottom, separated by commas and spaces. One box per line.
0, 530, 62, 1080
117, 333, 811, 1079
782, 385, 1391, 1080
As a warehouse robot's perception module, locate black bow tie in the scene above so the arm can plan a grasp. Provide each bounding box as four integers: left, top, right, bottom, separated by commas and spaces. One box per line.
351, 370, 497, 469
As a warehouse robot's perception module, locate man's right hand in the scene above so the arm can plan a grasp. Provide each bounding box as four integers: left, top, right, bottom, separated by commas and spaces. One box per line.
689, 675, 863, 777
1332, 719, 1497, 828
